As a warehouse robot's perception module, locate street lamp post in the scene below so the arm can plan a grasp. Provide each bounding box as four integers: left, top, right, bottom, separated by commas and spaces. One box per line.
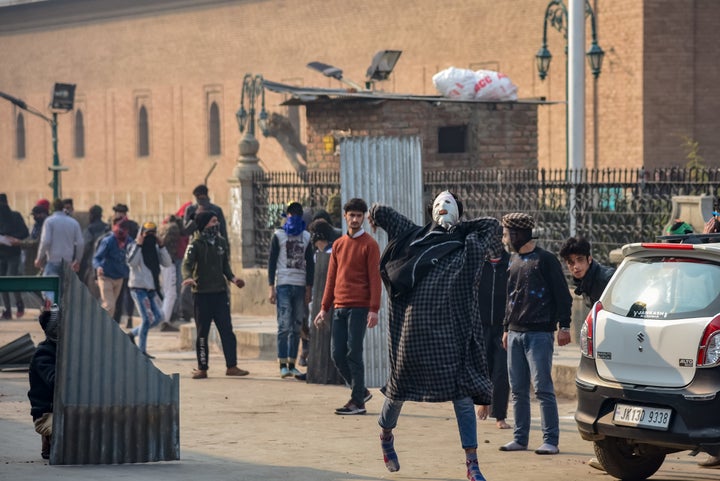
536, 0, 604, 169
537, 0, 604, 236
0, 88, 73, 199
233, 73, 269, 179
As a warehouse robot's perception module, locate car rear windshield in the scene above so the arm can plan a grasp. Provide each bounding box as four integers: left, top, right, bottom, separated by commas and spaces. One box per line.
603, 256, 720, 320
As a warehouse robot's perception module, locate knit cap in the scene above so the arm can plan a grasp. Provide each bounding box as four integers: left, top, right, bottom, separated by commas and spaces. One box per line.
501, 212, 535, 230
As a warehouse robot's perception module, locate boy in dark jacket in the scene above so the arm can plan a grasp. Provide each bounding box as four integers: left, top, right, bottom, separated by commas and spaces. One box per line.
475, 246, 511, 430
182, 211, 247, 379
559, 236, 615, 308
28, 305, 59, 460
558, 236, 614, 470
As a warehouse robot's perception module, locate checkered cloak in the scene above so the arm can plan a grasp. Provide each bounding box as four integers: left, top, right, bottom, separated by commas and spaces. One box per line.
371, 204, 502, 404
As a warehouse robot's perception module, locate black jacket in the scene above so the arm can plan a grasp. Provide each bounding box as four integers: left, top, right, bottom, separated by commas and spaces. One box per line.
28, 340, 56, 420
475, 250, 509, 327
0, 207, 29, 258
572, 260, 615, 308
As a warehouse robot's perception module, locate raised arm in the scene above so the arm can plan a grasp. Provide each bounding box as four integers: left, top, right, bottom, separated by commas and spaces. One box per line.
368, 204, 418, 241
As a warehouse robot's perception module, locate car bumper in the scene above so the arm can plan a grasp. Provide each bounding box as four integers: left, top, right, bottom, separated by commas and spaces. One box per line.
575, 356, 720, 451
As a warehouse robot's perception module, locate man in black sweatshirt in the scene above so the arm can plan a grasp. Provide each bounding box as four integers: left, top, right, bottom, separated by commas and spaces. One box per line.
499, 212, 572, 457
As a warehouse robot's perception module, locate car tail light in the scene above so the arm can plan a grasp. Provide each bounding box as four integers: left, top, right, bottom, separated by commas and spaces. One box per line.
580, 301, 602, 358
697, 315, 720, 367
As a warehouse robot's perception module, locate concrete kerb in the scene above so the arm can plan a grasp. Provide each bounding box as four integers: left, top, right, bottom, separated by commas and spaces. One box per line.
179, 314, 582, 399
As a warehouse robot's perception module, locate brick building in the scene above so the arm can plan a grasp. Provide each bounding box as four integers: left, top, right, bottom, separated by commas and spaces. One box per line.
0, 0, 718, 217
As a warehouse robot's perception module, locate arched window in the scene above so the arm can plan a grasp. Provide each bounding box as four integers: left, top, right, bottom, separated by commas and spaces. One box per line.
208, 101, 221, 156
138, 105, 149, 157
74, 110, 85, 158
16, 112, 26, 159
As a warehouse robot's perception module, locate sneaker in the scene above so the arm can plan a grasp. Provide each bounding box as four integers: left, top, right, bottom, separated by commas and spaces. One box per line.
289, 367, 303, 377
159, 322, 179, 332
1, 310, 11, 320
298, 356, 308, 367
335, 401, 366, 415
466, 458, 487, 481
16, 301, 24, 318
226, 366, 249, 376
294, 372, 307, 381
588, 457, 605, 470
280, 367, 292, 378
499, 440, 527, 451
364, 389, 373, 403
534, 443, 559, 455
380, 433, 400, 472
191, 369, 208, 379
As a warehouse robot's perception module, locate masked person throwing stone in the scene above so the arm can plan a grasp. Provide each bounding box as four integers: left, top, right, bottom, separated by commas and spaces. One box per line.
368, 191, 501, 481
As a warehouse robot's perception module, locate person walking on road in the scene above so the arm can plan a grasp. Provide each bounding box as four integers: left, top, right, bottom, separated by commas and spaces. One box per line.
182, 211, 248, 379
0, 193, 29, 319
314, 198, 381, 416
368, 191, 500, 481
268, 201, 314, 378
35, 199, 84, 302
499, 212, 572, 456
126, 222, 171, 358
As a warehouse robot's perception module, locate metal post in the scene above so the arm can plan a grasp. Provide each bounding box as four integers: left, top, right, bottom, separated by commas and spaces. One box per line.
51, 112, 60, 199
568, 0, 585, 237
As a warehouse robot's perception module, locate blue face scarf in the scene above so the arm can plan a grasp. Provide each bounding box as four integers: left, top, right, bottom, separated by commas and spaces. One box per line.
283, 215, 306, 236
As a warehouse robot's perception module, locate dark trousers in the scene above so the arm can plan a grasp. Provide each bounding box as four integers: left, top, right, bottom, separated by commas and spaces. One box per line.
485, 323, 510, 420
331, 307, 368, 405
0, 256, 22, 310
193, 291, 237, 370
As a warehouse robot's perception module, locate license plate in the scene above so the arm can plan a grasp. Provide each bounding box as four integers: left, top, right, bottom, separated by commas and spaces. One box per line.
613, 403, 672, 431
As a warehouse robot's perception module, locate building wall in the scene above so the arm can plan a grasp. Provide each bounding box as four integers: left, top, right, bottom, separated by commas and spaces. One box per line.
0, 0, 718, 217
306, 101, 538, 171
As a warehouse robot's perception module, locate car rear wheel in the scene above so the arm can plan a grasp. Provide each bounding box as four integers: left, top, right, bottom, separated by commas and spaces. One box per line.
594, 437, 665, 481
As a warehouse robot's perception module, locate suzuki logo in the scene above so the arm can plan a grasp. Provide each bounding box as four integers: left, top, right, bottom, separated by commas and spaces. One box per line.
637, 332, 645, 343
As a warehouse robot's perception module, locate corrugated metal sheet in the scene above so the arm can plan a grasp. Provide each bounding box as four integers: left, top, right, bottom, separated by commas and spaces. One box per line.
51, 267, 179, 465
340, 135, 424, 388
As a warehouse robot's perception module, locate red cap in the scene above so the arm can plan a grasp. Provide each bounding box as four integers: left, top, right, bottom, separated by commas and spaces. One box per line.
36, 199, 50, 211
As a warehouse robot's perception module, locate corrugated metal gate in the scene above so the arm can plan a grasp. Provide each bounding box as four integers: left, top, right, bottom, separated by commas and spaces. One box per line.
340, 135, 424, 388
52, 266, 180, 464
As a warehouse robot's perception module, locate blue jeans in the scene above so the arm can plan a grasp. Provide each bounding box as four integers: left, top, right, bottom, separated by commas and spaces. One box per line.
130, 288, 163, 354
275, 284, 305, 362
42, 262, 63, 302
507, 330, 559, 446
331, 307, 368, 405
378, 396, 477, 449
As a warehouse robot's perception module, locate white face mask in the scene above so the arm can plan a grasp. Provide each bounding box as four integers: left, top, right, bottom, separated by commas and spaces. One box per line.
432, 191, 459, 229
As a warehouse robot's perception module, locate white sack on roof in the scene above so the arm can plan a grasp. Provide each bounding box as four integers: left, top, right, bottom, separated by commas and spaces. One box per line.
432, 67, 518, 101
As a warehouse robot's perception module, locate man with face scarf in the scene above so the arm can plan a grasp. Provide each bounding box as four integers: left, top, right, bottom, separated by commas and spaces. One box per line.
268, 201, 314, 378
93, 218, 132, 318
368, 191, 501, 481
498, 212, 572, 456
183, 184, 228, 240
126, 221, 172, 358
182, 211, 248, 379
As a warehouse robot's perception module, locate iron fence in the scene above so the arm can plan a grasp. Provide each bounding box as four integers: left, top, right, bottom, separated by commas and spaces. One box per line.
252, 167, 720, 267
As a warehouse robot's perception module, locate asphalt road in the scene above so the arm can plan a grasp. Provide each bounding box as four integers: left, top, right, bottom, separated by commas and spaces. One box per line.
0, 316, 717, 481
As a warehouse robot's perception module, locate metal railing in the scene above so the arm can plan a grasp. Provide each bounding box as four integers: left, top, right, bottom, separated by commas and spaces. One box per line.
252, 167, 720, 267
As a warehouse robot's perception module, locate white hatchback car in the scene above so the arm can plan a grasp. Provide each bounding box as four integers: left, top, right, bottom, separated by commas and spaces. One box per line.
575, 239, 720, 480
